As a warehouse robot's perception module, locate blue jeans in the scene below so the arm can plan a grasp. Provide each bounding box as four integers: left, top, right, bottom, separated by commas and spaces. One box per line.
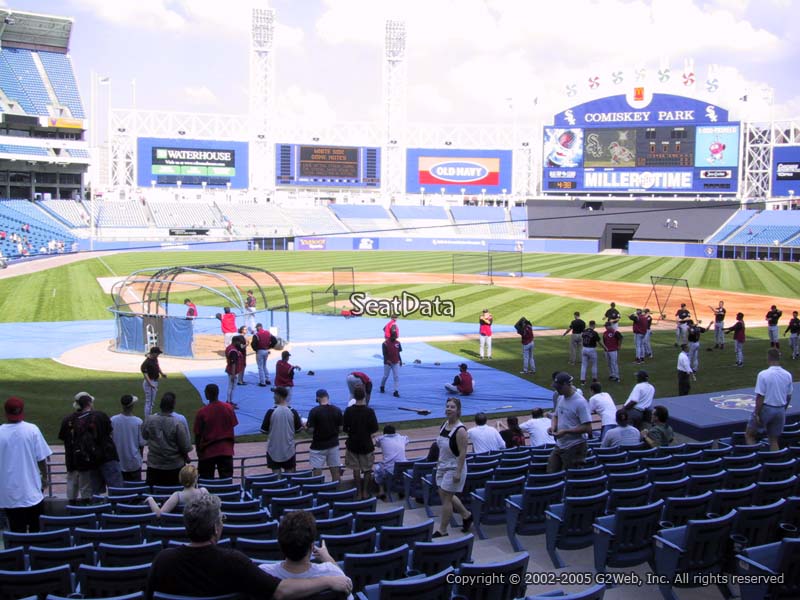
256, 349, 270, 385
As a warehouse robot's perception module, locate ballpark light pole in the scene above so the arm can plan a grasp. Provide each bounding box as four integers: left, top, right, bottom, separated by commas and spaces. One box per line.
250, 8, 276, 198
382, 19, 407, 203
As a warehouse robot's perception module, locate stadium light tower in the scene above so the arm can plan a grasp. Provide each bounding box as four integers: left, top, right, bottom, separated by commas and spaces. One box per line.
382, 19, 407, 203
249, 7, 276, 195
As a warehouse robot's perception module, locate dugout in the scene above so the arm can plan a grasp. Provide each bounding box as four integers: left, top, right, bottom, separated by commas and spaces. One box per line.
109, 264, 290, 358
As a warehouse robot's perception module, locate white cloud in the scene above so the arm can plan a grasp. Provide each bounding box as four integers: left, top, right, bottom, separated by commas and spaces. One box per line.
408, 83, 454, 118
181, 85, 220, 107
68, 0, 186, 30
275, 85, 338, 124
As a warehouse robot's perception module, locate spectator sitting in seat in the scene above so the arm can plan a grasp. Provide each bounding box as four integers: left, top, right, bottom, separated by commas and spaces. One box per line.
146, 464, 208, 516
641, 405, 675, 448
600, 409, 642, 448
260, 510, 352, 598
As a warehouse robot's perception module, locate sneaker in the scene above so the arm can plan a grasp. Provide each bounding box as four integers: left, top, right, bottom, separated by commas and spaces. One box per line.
380, 386, 385, 393
432, 531, 448, 538
258, 383, 267, 387
580, 380, 586, 386
592, 378, 599, 383
647, 354, 654, 359
393, 390, 400, 398
461, 513, 474, 533
264, 380, 271, 385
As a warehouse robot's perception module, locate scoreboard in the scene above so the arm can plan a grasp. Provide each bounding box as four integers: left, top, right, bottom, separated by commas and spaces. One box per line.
276, 144, 381, 187
543, 93, 740, 195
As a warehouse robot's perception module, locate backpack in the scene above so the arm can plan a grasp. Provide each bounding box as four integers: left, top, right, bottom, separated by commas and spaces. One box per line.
251, 335, 260, 352
70, 413, 100, 470
514, 317, 528, 335
440, 423, 466, 457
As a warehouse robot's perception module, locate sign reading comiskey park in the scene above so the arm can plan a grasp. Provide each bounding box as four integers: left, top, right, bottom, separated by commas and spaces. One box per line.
406, 148, 512, 195
137, 137, 249, 188
543, 91, 739, 195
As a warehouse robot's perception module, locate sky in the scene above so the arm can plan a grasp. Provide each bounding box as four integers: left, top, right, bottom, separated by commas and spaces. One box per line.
8, 0, 800, 126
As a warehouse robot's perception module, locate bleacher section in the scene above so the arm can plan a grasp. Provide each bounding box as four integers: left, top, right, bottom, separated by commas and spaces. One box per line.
41, 199, 89, 227
720, 210, 800, 245
279, 205, 348, 236
525, 200, 738, 241
0, 199, 76, 257
1, 48, 52, 116
0, 144, 48, 156
510, 206, 528, 237
707, 209, 758, 243
450, 206, 514, 237
329, 204, 396, 235
96, 201, 151, 228
390, 205, 456, 236
215, 203, 294, 235
149, 202, 221, 229
37, 51, 85, 118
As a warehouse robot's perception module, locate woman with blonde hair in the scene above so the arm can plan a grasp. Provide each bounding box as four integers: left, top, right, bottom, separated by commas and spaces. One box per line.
433, 397, 472, 537
146, 464, 208, 516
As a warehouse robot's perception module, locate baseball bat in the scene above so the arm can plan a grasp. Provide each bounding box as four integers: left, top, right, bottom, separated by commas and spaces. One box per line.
397, 406, 432, 416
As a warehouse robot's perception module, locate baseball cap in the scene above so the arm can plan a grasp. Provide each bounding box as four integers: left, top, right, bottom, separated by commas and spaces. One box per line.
553, 372, 574, 387
459, 363, 468, 370
680, 303, 686, 307
316, 389, 329, 398
149, 347, 163, 355
74, 391, 95, 403
4, 396, 24, 422
282, 350, 291, 359
482, 308, 489, 313
120, 394, 138, 407
636, 370, 649, 381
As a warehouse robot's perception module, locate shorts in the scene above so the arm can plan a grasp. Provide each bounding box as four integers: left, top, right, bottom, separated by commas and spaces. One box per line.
748, 405, 786, 438
309, 447, 341, 470
344, 450, 374, 472
436, 468, 466, 493
267, 452, 297, 471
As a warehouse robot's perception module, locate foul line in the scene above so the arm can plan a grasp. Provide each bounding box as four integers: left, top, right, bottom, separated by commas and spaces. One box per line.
97, 256, 116, 276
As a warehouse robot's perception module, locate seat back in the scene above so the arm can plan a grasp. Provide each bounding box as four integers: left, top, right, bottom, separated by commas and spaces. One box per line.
145, 525, 190, 547
527, 471, 565, 487
519, 482, 566, 526
733, 499, 786, 547
67, 503, 113, 517
679, 511, 736, 572
354, 507, 405, 532
774, 538, 800, 598
270, 493, 314, 519
3, 527, 71, 550
760, 459, 797, 482
257, 484, 301, 507
688, 471, 727, 495
29, 543, 95, 572
650, 476, 690, 502
221, 520, 279, 542
684, 458, 723, 477
378, 519, 434, 551
723, 452, 758, 469
563, 475, 607, 498
755, 475, 799, 505
331, 497, 377, 518
301, 481, 339, 495
560, 492, 610, 538
98, 541, 163, 567
0, 547, 25, 571
607, 484, 653, 513
321, 528, 377, 561
316, 488, 358, 505
0, 564, 73, 600
454, 552, 530, 600
232, 537, 283, 561
607, 470, 649, 491
476, 476, 526, 517
202, 483, 242, 496
709, 484, 757, 516
493, 464, 529, 480
115, 503, 152, 515
343, 544, 410, 593
377, 566, 454, 600
610, 500, 665, 555
410, 534, 474, 576
315, 514, 354, 537
724, 465, 762, 489
647, 463, 686, 483
661, 492, 712, 527
459, 468, 494, 498
782, 496, 800, 528
603, 460, 641, 474
565, 464, 604, 480
405, 462, 437, 498
593, 451, 627, 465
77, 563, 152, 598
40, 513, 97, 531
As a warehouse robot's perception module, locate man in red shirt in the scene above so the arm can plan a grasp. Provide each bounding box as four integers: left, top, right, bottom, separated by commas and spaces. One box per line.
725, 312, 746, 367
274, 351, 300, 400
252, 323, 273, 387
346, 371, 373, 404
444, 363, 474, 395
194, 384, 238, 479
479, 309, 493, 359
519, 317, 535, 374
184, 299, 197, 320
218, 307, 237, 348
380, 335, 403, 397
602, 323, 623, 382
383, 316, 399, 340
224, 336, 246, 408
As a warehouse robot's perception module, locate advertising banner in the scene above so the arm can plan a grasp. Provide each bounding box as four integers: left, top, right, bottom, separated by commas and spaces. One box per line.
406, 148, 512, 194
772, 146, 800, 197
137, 137, 249, 188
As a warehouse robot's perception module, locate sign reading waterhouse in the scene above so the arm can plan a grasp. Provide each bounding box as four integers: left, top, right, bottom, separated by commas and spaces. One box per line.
406, 148, 512, 194
137, 137, 249, 188
543, 92, 739, 195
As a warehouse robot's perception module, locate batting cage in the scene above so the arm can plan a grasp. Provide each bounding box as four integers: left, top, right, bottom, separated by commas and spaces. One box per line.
452, 246, 523, 285
310, 266, 356, 315
644, 275, 697, 322
109, 264, 290, 358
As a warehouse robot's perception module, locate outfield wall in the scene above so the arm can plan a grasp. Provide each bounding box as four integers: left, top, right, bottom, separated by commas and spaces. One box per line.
77, 240, 250, 252
295, 236, 599, 253
628, 241, 717, 258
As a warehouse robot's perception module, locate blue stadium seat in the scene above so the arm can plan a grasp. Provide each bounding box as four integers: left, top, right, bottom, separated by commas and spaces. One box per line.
470, 476, 526, 539
377, 519, 434, 552
736, 537, 800, 600
29, 543, 95, 572
77, 564, 151, 598
356, 566, 454, 600
353, 507, 405, 532
270, 493, 314, 519
606, 483, 653, 513
505, 481, 566, 552
197, 477, 233, 486
99, 513, 157, 533
544, 491, 610, 568
76, 526, 142, 548
316, 488, 358, 505
314, 514, 354, 538
723, 452, 759, 469
403, 462, 437, 508
300, 481, 339, 495
230, 537, 282, 561
602, 459, 640, 474
283, 470, 315, 482
593, 500, 664, 573
409, 534, 474, 576
157, 513, 185, 527
626, 447, 658, 461
284, 474, 324, 487
68, 503, 113, 517
0, 565, 73, 600
144, 525, 190, 547
593, 450, 627, 464
754, 475, 798, 505
256, 484, 301, 508
652, 511, 736, 600
0, 546, 25, 571
321, 528, 377, 561
732, 499, 786, 548
724, 465, 762, 489
115, 503, 152, 515
687, 471, 727, 495
684, 458, 723, 477
525, 583, 607, 599
98, 541, 163, 567
563, 475, 607, 498
453, 552, 530, 600
647, 463, 687, 483
660, 492, 712, 528
565, 464, 604, 479
760, 460, 797, 482
3, 527, 71, 550
221, 521, 278, 542
331, 498, 377, 518
709, 483, 757, 516
220, 499, 261, 513
493, 463, 529, 480
526, 471, 565, 487
343, 544, 410, 593
39, 513, 97, 531
282, 502, 330, 520
607, 469, 649, 491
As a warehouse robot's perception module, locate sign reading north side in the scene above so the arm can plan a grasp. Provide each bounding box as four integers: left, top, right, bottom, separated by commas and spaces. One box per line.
543, 93, 739, 195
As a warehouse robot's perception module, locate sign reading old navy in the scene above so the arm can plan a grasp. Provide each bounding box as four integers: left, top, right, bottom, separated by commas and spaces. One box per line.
406, 148, 512, 194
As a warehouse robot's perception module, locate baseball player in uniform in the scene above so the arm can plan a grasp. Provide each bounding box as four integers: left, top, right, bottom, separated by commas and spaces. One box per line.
784, 311, 800, 359
580, 320, 603, 386
629, 309, 647, 364
709, 300, 726, 349
562, 311, 586, 365
244, 290, 257, 334
602, 323, 623, 382
478, 309, 493, 360
604, 303, 620, 331
675, 303, 692, 346
725, 312, 746, 367
686, 320, 707, 372
643, 308, 654, 358
765, 305, 783, 351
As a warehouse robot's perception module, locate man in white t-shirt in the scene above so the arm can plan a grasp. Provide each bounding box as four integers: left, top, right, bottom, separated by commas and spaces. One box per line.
519, 408, 555, 446
0, 397, 53, 532
588, 382, 617, 441
746, 349, 793, 451
111, 394, 145, 481
374, 425, 409, 499
623, 370, 655, 429
467, 412, 505, 454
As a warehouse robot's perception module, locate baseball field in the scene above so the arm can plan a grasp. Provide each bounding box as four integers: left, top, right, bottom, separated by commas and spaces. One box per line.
1, 249, 797, 441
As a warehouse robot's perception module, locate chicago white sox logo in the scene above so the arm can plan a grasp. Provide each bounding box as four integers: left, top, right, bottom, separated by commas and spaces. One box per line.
705, 106, 719, 122
564, 109, 576, 126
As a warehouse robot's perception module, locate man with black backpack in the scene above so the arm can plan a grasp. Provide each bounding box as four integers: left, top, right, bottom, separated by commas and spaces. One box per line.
515, 317, 535, 375
251, 323, 275, 387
